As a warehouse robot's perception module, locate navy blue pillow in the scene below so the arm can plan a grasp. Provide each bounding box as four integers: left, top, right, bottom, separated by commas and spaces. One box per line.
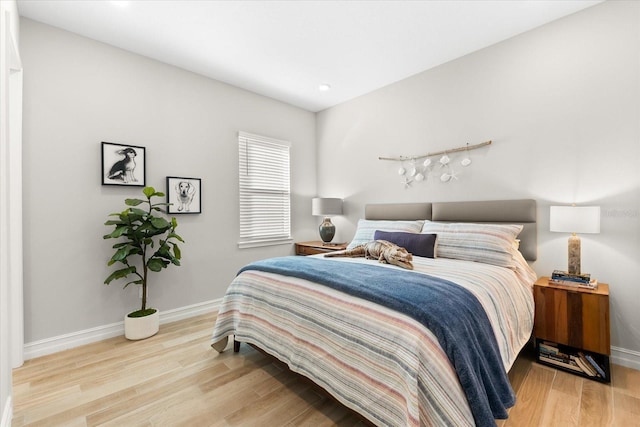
373, 230, 436, 258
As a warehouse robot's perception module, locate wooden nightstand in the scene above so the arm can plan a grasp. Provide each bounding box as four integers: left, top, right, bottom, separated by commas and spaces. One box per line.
533, 276, 611, 382
295, 241, 348, 256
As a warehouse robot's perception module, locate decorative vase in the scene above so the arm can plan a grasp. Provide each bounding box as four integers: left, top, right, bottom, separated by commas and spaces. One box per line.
319, 217, 336, 243
124, 309, 159, 340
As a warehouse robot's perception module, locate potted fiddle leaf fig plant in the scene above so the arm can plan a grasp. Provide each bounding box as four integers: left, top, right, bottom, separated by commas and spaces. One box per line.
103, 186, 184, 340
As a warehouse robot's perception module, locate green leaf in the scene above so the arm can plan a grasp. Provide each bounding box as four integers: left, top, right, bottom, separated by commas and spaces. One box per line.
118, 212, 129, 221
172, 244, 181, 260
125, 198, 145, 206
104, 219, 125, 226
103, 226, 129, 239
104, 266, 137, 285
112, 226, 129, 237
129, 208, 147, 216
110, 246, 131, 262
147, 258, 168, 272
167, 232, 184, 243
150, 217, 170, 229
128, 247, 143, 256
123, 279, 143, 289
156, 249, 173, 261
143, 187, 156, 198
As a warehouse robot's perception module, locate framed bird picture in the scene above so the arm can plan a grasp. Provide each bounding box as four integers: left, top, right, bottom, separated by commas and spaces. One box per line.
101, 141, 146, 186
166, 176, 202, 214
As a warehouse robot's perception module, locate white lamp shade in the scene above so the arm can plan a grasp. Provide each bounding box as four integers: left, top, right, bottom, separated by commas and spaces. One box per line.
550, 206, 600, 234
312, 198, 343, 216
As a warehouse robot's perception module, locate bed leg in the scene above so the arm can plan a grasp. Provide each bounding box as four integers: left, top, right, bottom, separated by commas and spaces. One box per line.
233, 337, 240, 353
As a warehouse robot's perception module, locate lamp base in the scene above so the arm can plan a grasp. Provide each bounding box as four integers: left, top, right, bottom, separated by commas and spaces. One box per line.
319, 217, 336, 243
568, 234, 581, 275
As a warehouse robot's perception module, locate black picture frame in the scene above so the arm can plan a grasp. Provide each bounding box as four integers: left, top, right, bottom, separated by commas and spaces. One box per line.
101, 142, 146, 186
166, 176, 202, 214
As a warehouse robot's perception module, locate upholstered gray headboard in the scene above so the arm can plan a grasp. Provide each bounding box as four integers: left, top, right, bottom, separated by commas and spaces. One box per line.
365, 199, 537, 261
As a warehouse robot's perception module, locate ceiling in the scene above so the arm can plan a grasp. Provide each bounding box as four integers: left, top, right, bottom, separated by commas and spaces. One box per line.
17, 0, 603, 112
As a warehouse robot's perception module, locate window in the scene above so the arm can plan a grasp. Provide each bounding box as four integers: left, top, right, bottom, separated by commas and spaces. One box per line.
238, 131, 291, 248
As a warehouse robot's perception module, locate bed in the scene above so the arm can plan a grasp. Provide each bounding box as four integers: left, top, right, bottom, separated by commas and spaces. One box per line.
211, 199, 538, 427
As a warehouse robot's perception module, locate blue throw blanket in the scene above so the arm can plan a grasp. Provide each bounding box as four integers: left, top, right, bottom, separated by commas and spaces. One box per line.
239, 256, 515, 427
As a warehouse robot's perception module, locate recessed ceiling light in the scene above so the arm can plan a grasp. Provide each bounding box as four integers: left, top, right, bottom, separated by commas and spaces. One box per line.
318, 83, 331, 92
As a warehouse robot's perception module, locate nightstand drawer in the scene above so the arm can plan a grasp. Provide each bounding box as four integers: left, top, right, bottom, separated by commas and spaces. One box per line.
295, 241, 347, 256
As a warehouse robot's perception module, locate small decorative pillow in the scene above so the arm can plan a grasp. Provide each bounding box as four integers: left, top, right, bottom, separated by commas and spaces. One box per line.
373, 230, 436, 258
421, 222, 523, 268
347, 219, 424, 250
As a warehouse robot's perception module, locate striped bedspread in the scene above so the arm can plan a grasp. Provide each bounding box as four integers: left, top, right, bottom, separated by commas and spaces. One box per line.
211, 255, 535, 426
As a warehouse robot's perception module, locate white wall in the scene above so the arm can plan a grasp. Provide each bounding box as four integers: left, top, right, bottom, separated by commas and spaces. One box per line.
19, 19, 317, 344
317, 1, 640, 366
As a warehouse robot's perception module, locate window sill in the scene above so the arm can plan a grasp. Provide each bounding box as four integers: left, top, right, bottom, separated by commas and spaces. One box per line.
238, 238, 293, 249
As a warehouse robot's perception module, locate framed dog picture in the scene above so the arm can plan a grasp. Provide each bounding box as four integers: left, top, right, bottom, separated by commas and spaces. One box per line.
101, 142, 146, 186
166, 176, 202, 214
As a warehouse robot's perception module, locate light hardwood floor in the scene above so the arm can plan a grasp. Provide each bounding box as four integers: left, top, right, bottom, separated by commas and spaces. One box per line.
12, 312, 640, 427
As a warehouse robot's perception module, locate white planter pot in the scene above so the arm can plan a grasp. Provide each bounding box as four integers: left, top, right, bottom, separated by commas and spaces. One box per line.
124, 309, 159, 340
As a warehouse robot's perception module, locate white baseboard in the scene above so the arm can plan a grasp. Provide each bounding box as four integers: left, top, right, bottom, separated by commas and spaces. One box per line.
611, 345, 640, 372
157, 298, 221, 325
23, 299, 221, 361
1, 397, 12, 427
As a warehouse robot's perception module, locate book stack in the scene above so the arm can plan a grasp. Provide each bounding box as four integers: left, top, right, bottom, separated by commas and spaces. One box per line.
549, 270, 598, 289
538, 342, 606, 379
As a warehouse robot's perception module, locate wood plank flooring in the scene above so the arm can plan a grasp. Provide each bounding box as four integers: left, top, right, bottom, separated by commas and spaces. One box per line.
12, 312, 640, 427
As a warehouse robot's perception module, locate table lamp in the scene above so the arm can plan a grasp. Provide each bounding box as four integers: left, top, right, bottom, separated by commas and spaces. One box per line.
312, 198, 343, 243
550, 205, 600, 275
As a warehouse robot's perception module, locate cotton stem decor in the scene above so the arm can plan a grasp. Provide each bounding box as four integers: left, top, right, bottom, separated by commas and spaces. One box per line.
379, 140, 492, 188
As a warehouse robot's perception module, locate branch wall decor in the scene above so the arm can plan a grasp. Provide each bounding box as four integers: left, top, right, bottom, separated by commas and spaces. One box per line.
379, 140, 492, 188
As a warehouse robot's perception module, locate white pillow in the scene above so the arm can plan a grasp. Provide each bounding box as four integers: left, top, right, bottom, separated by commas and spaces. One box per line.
421, 221, 523, 268
347, 219, 424, 250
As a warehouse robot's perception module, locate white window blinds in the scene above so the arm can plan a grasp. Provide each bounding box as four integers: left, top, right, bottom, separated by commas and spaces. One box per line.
238, 131, 291, 248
